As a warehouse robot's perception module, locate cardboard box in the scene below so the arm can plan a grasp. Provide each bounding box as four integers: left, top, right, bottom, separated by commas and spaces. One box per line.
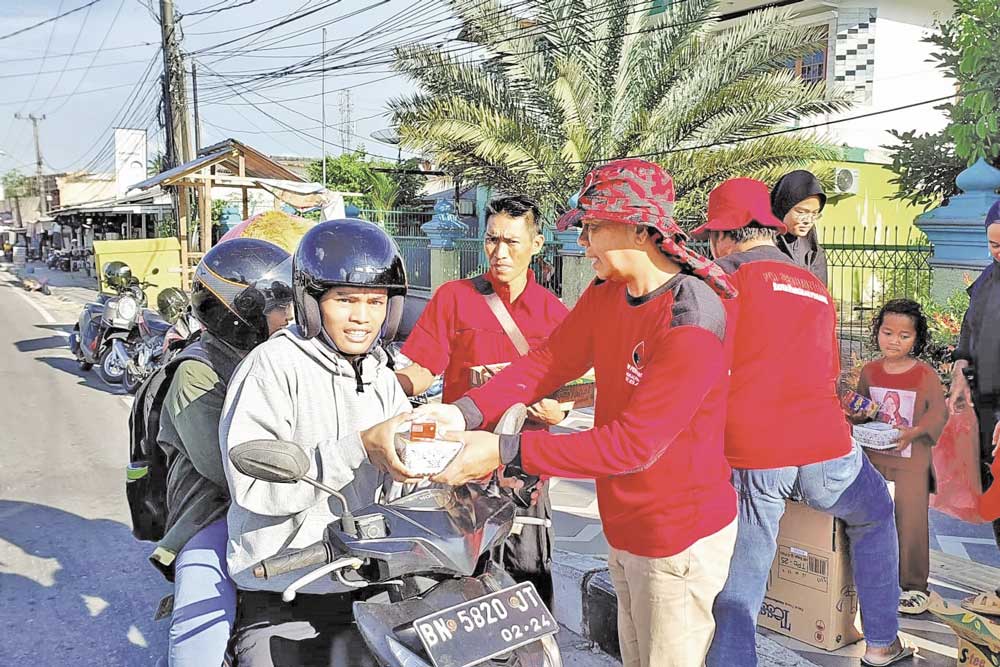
757, 501, 863, 651
928, 594, 1000, 666
469, 364, 596, 410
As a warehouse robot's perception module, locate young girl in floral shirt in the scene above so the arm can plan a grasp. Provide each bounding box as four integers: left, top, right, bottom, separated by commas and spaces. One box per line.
856, 299, 948, 615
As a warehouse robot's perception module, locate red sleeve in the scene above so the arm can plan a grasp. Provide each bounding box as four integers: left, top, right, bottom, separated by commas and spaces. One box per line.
519, 325, 725, 479
400, 284, 454, 375
466, 286, 596, 423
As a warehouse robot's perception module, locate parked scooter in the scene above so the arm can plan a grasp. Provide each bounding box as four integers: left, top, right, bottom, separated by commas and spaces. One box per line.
226, 405, 561, 667
69, 262, 157, 385
123, 287, 189, 394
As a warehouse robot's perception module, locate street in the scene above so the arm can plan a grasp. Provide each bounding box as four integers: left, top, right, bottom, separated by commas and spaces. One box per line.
0, 269, 170, 664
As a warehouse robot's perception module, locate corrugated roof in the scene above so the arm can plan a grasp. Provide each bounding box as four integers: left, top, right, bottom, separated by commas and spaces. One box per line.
130, 138, 304, 191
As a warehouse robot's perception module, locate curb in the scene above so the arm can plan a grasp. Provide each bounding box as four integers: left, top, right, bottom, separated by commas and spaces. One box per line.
550, 548, 819, 666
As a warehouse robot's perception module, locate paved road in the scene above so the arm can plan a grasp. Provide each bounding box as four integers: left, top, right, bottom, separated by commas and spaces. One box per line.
0, 271, 169, 665
0, 267, 617, 667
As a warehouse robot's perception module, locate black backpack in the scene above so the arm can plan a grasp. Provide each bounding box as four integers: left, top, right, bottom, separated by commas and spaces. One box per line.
126, 342, 215, 542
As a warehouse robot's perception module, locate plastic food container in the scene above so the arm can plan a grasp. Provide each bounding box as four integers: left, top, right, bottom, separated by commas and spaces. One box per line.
395, 421, 463, 476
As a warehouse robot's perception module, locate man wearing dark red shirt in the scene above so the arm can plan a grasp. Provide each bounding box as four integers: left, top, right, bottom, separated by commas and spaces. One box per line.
414, 160, 740, 667
696, 179, 909, 667
396, 195, 569, 606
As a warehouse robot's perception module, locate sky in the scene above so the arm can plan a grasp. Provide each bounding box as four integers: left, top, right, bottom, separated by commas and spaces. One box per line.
0, 0, 448, 177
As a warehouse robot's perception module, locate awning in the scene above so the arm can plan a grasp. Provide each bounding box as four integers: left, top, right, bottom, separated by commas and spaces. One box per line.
129, 138, 304, 191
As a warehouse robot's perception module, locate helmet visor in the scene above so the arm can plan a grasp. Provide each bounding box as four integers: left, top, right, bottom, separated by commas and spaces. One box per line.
256, 255, 294, 313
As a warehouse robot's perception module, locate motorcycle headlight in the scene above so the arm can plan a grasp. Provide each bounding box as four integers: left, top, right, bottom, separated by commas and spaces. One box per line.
117, 295, 138, 320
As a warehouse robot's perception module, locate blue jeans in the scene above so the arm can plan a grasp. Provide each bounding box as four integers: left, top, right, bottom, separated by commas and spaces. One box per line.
169, 519, 237, 667
706, 443, 900, 666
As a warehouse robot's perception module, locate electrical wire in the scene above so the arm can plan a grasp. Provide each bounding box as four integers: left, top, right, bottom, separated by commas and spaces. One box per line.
0, 0, 106, 42
47, 0, 131, 115
0, 58, 153, 82
0, 41, 157, 64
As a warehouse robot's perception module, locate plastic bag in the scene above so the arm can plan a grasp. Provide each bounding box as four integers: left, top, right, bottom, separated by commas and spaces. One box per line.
930, 408, 986, 523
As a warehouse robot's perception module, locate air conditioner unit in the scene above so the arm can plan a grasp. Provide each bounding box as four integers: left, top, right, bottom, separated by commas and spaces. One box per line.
834, 167, 860, 195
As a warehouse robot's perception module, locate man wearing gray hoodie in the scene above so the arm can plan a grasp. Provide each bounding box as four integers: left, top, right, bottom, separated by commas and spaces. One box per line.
219, 219, 418, 666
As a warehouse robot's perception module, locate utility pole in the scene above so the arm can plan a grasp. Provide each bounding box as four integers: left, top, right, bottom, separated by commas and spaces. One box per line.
338, 89, 353, 155
14, 113, 47, 217
159, 0, 192, 167
321, 27, 327, 184
191, 60, 201, 153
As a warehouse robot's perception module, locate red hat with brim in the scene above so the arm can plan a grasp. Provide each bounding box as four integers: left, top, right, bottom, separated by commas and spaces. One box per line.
690, 178, 787, 240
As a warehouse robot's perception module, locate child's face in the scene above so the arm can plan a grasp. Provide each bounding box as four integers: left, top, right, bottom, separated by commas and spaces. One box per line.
319, 286, 388, 355
877, 312, 917, 361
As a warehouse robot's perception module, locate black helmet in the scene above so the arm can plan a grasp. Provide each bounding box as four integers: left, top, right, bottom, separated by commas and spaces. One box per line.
293, 218, 407, 341
190, 238, 293, 350
156, 287, 189, 324
103, 261, 133, 289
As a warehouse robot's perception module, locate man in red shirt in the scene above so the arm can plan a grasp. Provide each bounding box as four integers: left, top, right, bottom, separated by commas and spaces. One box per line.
413, 160, 739, 667
695, 179, 909, 667
396, 195, 569, 607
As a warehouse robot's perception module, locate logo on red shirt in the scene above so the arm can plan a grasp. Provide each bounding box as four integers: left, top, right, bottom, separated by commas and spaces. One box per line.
626, 340, 645, 385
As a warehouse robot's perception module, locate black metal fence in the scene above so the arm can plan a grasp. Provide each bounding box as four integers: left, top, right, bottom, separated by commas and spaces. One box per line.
395, 236, 431, 289
390, 223, 932, 356
822, 227, 933, 359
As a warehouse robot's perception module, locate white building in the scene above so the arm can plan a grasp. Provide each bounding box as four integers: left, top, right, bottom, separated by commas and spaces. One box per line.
713, 0, 955, 160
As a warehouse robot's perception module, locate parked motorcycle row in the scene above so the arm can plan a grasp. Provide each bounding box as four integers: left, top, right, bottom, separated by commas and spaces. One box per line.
47, 247, 93, 272
69, 260, 201, 392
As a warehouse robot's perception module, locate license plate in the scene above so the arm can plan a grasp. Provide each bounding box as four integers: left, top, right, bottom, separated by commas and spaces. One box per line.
413, 582, 557, 667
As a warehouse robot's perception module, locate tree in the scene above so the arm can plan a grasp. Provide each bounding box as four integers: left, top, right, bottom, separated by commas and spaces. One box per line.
390, 0, 852, 225
307, 150, 427, 210
886, 0, 1000, 206
2, 170, 34, 198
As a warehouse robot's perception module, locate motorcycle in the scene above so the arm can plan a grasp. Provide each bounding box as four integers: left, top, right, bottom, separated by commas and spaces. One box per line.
70, 263, 159, 385
123, 287, 190, 394
227, 405, 560, 667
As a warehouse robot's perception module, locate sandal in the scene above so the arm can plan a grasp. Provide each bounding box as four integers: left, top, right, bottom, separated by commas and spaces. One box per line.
962, 591, 1000, 617
860, 640, 916, 666
898, 590, 931, 615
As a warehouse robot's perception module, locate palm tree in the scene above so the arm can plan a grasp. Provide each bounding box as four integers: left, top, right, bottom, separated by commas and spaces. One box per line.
391, 0, 853, 225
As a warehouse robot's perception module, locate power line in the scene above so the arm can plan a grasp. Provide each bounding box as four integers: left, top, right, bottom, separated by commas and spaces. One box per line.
186, 0, 348, 55
47, 0, 130, 115
0, 41, 156, 64
541, 93, 961, 168
0, 0, 106, 42
182, 0, 261, 18
34, 0, 94, 105
0, 58, 152, 82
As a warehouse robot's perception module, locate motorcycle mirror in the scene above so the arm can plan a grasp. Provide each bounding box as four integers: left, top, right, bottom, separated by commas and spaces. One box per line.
151, 267, 160, 275
230, 440, 358, 535
230, 440, 310, 483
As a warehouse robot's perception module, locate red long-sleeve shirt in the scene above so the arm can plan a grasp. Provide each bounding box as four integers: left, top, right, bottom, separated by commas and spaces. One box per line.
716, 246, 851, 469
463, 275, 736, 558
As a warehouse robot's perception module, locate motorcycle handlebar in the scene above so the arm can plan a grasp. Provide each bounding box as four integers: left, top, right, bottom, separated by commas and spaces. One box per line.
253, 542, 336, 580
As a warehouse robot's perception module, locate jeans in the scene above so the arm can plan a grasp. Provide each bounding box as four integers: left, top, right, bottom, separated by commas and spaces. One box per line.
169, 519, 237, 667
706, 443, 900, 667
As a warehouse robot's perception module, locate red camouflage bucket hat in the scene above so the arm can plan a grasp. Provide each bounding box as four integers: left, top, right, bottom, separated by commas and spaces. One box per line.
556, 158, 737, 299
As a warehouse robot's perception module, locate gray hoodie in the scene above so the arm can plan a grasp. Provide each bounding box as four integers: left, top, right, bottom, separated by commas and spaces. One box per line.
219, 325, 410, 594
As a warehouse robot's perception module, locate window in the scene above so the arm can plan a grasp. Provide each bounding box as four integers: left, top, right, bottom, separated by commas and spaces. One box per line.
787, 27, 829, 85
